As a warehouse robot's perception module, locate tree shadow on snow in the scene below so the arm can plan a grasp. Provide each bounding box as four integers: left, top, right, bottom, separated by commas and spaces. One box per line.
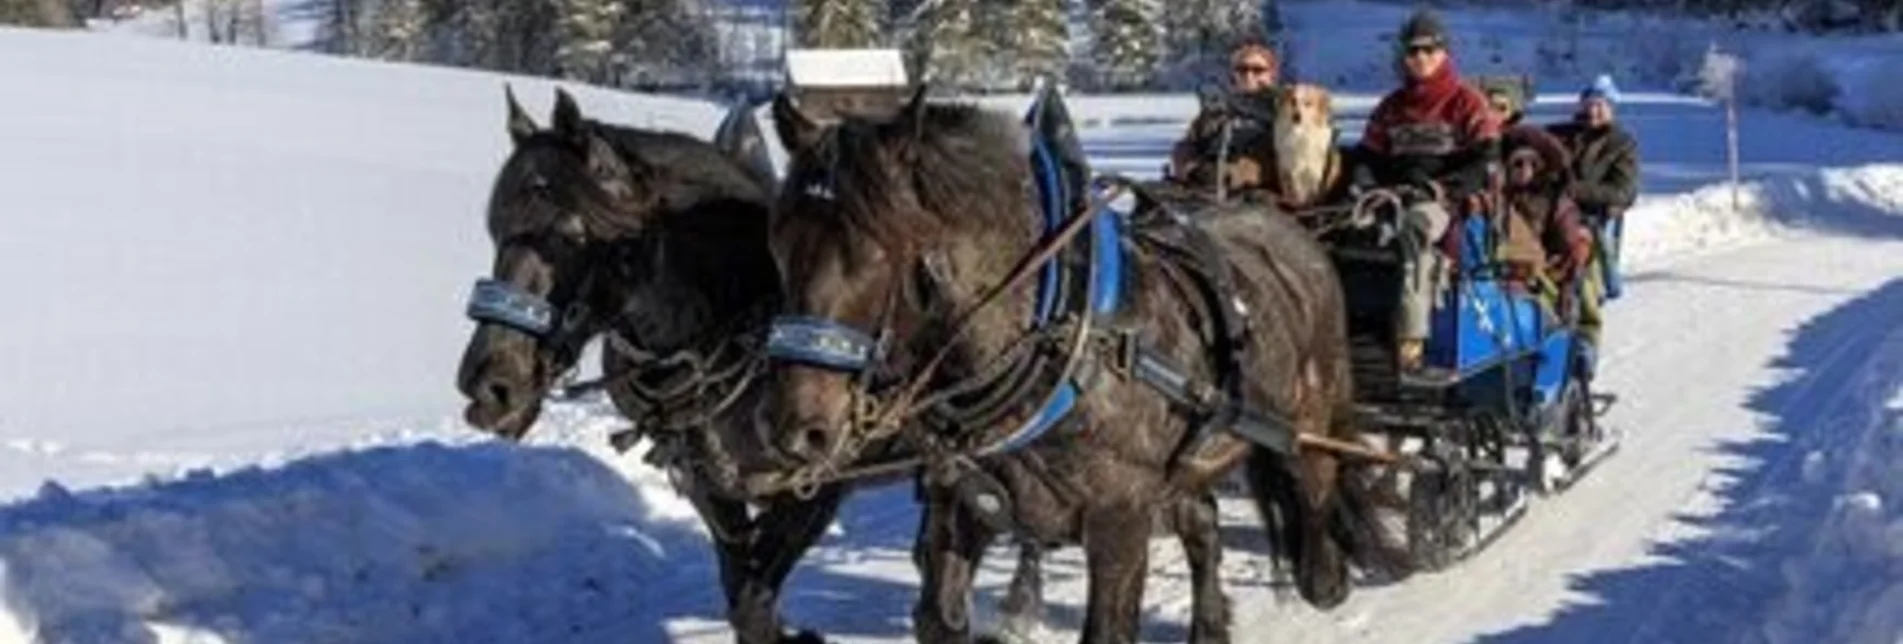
0, 441, 708, 644
1470, 279, 1903, 644
653, 482, 1195, 642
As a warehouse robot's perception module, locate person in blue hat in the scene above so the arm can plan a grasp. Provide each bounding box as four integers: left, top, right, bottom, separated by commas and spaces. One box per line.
1547, 74, 1637, 352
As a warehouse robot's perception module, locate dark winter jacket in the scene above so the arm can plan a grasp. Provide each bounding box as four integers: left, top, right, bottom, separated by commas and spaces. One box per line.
1547, 120, 1639, 219
1357, 59, 1501, 200
1499, 126, 1592, 282
1171, 88, 1282, 192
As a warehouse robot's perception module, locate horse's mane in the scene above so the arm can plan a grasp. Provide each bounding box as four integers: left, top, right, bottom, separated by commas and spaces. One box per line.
591, 121, 774, 211
788, 101, 1030, 248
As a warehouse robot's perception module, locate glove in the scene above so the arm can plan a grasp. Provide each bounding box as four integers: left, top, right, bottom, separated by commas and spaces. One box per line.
1351, 164, 1377, 193
1402, 166, 1432, 187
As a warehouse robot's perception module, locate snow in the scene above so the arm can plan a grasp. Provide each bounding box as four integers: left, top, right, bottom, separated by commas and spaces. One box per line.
0, 26, 723, 498
1733, 35, 1903, 131
5, 7, 1903, 644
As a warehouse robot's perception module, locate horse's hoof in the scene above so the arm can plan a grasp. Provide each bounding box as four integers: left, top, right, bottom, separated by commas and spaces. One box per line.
978, 627, 1038, 644
779, 629, 826, 644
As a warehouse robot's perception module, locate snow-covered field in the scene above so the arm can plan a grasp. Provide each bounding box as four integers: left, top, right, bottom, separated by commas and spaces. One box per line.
4, 8, 1903, 644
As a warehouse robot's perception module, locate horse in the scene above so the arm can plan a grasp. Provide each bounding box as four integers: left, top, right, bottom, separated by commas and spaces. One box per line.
757, 87, 1414, 643
454, 87, 1081, 644
454, 86, 848, 644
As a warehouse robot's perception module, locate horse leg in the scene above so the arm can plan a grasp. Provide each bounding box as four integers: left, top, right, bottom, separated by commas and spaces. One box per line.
1167, 493, 1230, 644
913, 484, 997, 644
728, 484, 848, 644
995, 540, 1046, 642
1079, 504, 1151, 644
681, 481, 765, 636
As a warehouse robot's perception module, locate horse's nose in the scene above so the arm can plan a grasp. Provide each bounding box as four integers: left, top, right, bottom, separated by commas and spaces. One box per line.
780, 421, 842, 465
463, 370, 524, 429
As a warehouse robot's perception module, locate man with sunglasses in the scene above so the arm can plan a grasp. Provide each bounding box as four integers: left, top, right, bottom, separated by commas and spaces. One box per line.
1168, 42, 1284, 194
1354, 9, 1501, 374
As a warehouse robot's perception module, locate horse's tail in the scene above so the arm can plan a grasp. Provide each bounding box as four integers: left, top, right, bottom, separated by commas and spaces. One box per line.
1243, 444, 1307, 596
1325, 399, 1417, 585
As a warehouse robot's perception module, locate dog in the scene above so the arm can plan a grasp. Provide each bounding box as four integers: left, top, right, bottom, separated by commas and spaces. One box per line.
1272, 83, 1342, 209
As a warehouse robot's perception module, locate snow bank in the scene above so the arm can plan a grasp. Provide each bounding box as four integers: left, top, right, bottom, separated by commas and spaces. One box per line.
1622, 164, 1903, 271
0, 399, 709, 644
1755, 327, 1903, 644
0, 26, 725, 497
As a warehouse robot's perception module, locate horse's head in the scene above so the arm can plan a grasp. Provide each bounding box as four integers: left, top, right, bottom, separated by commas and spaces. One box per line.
759, 88, 1038, 468
457, 87, 661, 440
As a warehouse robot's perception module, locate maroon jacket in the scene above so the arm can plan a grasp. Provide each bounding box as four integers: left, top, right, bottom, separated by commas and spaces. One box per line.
1359, 58, 1501, 198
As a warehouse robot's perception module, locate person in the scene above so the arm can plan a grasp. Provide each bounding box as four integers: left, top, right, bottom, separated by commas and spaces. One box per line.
1476, 75, 1533, 128
1168, 42, 1283, 196
1354, 9, 1501, 374
1547, 75, 1638, 348
1497, 126, 1592, 318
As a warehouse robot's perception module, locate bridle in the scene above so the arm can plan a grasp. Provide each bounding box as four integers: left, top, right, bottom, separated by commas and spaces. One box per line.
752, 176, 1131, 497
464, 232, 769, 487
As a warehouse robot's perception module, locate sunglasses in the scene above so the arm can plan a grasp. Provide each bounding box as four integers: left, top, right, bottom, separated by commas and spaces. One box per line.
1233, 64, 1274, 75
1404, 45, 1442, 57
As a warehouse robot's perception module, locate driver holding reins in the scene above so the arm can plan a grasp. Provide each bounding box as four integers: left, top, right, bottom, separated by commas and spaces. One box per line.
1168, 41, 1284, 198
1352, 9, 1500, 375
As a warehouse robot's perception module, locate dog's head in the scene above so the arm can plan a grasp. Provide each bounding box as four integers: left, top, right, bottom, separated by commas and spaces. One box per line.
1280, 84, 1334, 128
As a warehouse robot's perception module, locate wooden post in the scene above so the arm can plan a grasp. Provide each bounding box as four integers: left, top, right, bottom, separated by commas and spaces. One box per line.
1701, 42, 1743, 216
1727, 93, 1741, 214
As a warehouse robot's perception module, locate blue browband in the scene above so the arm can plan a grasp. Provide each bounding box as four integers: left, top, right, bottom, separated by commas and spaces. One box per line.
467, 278, 556, 337
764, 315, 882, 372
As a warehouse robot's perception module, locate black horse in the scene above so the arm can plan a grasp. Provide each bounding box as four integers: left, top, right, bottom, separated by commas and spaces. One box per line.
455, 86, 845, 643
757, 87, 1415, 643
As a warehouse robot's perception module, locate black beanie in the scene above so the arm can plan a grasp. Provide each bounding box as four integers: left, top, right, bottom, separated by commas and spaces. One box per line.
1400, 10, 1450, 48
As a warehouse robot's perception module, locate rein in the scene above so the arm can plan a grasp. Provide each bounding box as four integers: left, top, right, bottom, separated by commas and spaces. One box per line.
748, 178, 1132, 497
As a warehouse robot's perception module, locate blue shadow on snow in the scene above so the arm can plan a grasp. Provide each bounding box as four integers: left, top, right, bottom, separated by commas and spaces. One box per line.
1470, 278, 1903, 644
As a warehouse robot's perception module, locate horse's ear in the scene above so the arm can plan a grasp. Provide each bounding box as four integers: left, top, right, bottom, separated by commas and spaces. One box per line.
552, 87, 586, 144
770, 91, 822, 153
582, 134, 655, 219
506, 84, 537, 146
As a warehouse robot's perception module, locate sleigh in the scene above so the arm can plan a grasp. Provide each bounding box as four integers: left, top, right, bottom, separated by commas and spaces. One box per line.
1316, 189, 1622, 569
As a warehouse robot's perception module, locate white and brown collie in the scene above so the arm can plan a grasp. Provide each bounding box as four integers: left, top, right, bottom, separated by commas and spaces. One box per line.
1272, 83, 1341, 209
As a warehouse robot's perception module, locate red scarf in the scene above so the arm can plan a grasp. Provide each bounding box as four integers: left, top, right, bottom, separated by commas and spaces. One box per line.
1398, 58, 1465, 105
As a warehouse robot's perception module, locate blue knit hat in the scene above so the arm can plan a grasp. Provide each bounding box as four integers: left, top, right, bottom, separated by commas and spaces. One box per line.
1579, 74, 1621, 105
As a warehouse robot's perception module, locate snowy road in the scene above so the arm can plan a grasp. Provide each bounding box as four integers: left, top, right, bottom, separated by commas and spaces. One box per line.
4, 26, 1901, 644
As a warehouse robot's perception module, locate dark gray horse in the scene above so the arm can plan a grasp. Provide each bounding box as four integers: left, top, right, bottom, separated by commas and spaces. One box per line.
757, 88, 1415, 643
